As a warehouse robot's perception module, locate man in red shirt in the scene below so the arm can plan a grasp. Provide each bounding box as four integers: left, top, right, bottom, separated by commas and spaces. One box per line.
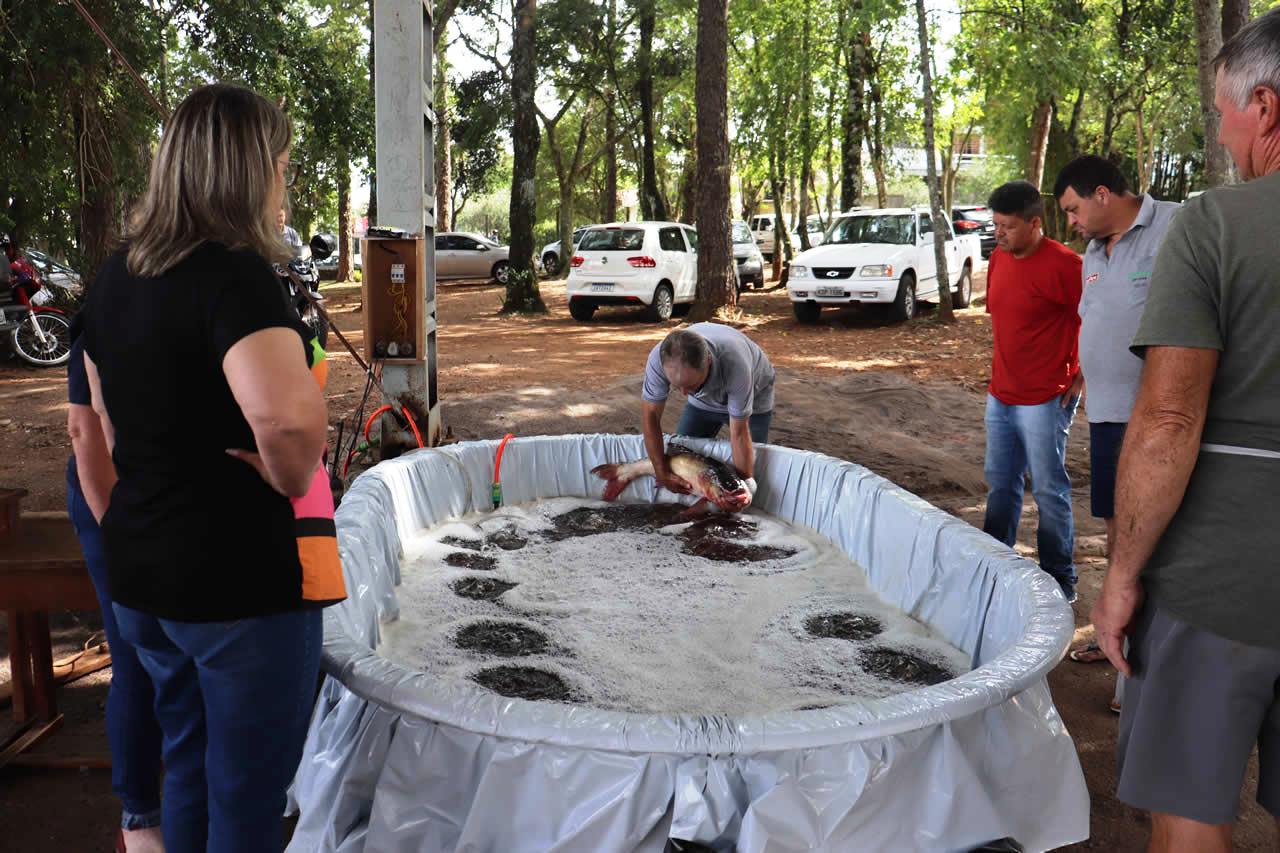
983, 180, 1084, 601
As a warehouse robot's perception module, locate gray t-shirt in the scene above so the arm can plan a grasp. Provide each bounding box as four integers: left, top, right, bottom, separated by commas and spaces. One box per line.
642, 322, 775, 418
282, 225, 304, 259
1078, 194, 1180, 423
1130, 171, 1280, 647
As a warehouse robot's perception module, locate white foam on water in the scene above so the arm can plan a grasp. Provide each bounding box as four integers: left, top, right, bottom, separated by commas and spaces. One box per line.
380, 499, 971, 714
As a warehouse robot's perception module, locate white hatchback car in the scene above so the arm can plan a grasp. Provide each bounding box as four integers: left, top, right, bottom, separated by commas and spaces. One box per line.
566, 222, 699, 322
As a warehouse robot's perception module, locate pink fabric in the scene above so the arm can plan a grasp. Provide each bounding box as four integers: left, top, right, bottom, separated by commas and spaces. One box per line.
292, 465, 334, 519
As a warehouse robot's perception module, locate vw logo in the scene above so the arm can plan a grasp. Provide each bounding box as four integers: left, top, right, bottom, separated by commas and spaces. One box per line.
825, 270, 840, 278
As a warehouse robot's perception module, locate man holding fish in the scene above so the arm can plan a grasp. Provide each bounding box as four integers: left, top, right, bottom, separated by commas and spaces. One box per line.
593, 325, 774, 513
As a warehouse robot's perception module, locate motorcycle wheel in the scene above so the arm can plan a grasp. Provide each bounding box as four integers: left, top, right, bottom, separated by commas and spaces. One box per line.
11, 311, 72, 367
304, 304, 330, 350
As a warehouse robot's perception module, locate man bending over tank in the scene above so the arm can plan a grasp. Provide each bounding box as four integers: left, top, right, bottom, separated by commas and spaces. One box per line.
640, 324, 776, 494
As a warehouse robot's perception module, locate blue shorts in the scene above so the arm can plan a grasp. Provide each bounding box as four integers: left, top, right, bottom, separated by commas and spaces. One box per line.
1089, 421, 1127, 519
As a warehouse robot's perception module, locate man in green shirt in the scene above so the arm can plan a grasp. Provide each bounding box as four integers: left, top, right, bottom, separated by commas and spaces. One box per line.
1092, 10, 1280, 850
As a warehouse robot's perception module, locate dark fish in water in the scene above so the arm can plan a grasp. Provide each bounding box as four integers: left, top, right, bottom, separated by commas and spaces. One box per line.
590, 446, 754, 512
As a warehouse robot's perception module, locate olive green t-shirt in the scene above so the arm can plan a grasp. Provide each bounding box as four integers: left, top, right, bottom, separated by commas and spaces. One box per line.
1131, 170, 1280, 647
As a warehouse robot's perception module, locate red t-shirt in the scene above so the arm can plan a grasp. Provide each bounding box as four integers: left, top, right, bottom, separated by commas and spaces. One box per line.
985, 238, 1083, 405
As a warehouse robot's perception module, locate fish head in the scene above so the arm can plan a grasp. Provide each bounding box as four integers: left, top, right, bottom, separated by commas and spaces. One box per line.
672, 448, 753, 513
710, 483, 753, 512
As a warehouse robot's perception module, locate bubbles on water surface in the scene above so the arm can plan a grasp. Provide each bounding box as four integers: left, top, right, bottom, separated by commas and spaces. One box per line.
381, 499, 970, 713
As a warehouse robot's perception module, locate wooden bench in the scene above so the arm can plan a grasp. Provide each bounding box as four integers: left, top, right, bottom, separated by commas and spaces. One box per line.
0, 489, 107, 768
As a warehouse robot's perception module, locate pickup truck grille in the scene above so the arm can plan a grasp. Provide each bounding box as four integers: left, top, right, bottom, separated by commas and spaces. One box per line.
812, 267, 855, 279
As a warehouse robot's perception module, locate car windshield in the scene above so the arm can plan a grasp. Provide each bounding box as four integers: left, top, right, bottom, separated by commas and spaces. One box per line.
579, 228, 645, 251
731, 223, 752, 243
827, 214, 914, 245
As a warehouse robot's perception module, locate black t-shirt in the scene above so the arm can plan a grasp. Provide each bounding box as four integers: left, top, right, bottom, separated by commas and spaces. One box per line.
82, 242, 309, 622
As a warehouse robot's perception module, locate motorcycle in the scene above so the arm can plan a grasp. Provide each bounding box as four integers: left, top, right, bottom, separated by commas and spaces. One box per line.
1, 253, 73, 367
277, 233, 335, 348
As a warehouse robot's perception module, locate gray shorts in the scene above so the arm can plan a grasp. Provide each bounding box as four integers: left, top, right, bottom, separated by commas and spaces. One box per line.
1117, 601, 1280, 824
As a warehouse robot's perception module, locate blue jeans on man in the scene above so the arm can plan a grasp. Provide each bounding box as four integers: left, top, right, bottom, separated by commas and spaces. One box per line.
982, 392, 1079, 598
112, 603, 322, 853
66, 464, 164, 831
675, 404, 772, 444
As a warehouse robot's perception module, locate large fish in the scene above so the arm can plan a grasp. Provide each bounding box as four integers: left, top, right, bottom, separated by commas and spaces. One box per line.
591, 445, 755, 513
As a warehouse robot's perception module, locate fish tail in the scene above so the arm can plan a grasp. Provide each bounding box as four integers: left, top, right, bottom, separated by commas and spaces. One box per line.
590, 460, 650, 501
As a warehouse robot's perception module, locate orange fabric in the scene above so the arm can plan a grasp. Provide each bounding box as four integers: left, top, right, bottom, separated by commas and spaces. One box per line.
311, 358, 328, 389
298, 534, 346, 601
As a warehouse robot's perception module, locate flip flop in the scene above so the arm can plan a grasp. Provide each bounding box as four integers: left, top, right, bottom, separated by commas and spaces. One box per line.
1068, 642, 1109, 664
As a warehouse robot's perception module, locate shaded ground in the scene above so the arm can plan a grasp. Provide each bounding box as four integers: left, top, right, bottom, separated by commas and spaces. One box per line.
0, 269, 1273, 851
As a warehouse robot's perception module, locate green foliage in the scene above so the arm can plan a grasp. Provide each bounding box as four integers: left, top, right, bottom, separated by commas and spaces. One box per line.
0, 0, 371, 266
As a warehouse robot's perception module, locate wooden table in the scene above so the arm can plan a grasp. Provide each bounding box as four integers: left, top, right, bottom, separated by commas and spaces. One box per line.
0, 508, 104, 768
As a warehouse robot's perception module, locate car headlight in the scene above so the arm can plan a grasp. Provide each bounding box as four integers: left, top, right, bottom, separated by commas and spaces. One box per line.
791, 265, 809, 278
860, 264, 893, 277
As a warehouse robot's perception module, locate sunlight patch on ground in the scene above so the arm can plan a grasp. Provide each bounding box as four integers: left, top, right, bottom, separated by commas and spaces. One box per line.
562, 403, 605, 418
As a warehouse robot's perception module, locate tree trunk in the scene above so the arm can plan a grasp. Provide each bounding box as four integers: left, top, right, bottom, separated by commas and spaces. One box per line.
915, 0, 953, 322
337, 154, 352, 281
1222, 0, 1249, 42
866, 65, 888, 207
502, 0, 546, 314
840, 5, 866, 211
768, 145, 791, 280
434, 50, 453, 231
824, 84, 837, 220
637, 0, 667, 220
604, 0, 619, 221
687, 0, 734, 321
1026, 100, 1054, 190
74, 95, 117, 289
797, 5, 813, 251
1065, 86, 1085, 158
1134, 104, 1151, 194
1194, 0, 1231, 186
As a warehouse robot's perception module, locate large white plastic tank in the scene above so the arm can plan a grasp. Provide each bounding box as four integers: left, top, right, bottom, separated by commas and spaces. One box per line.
286, 435, 1088, 852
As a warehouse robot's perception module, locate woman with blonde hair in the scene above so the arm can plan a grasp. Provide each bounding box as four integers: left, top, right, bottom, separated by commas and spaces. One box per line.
80, 83, 344, 852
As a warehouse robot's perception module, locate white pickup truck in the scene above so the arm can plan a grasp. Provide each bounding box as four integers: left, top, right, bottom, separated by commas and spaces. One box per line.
786, 206, 981, 324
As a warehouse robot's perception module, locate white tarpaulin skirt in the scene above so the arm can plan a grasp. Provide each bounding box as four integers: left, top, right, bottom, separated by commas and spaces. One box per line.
286, 434, 1088, 852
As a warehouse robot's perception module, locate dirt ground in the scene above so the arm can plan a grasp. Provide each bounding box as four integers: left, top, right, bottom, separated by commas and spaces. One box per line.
1, 269, 1274, 851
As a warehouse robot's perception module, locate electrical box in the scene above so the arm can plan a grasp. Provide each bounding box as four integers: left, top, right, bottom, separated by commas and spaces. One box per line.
361, 236, 427, 362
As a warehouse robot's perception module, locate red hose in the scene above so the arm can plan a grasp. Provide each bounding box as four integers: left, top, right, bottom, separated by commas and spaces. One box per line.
401, 406, 424, 449
494, 433, 515, 486
363, 405, 394, 441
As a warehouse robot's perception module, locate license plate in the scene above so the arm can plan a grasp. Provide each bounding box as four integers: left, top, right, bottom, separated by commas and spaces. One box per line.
591, 283, 615, 292
816, 287, 844, 297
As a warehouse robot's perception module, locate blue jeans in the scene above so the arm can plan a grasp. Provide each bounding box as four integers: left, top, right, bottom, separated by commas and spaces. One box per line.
982, 393, 1079, 593
66, 464, 163, 830
675, 405, 772, 444
112, 604, 322, 853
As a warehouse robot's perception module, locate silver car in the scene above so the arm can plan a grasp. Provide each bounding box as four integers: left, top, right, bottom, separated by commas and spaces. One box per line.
434, 232, 511, 283
732, 221, 765, 291
540, 226, 591, 277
